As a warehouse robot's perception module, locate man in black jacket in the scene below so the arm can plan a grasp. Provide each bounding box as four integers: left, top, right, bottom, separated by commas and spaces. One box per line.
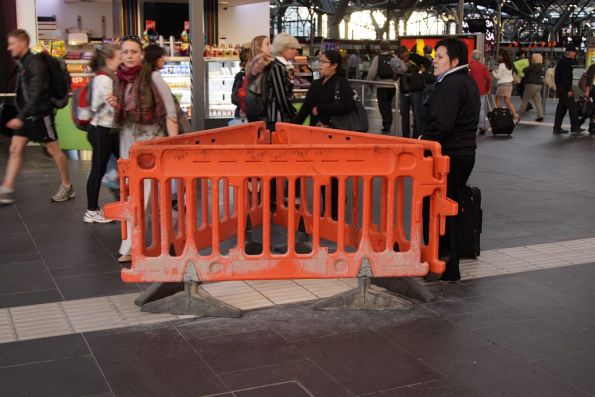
553, 46, 581, 134
0, 29, 74, 205
419, 38, 480, 281
396, 46, 430, 138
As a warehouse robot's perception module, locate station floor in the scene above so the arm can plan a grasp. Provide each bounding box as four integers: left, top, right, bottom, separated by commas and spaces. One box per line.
1, 99, 595, 396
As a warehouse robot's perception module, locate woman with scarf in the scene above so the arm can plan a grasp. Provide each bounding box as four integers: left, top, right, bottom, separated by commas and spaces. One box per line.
107, 35, 178, 263
418, 37, 480, 282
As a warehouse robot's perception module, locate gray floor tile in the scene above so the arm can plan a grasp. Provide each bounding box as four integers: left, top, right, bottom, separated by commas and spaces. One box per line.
0, 334, 89, 368
187, 328, 305, 374
0, 356, 110, 397
365, 379, 473, 397
218, 359, 351, 397
0, 261, 56, 295
234, 381, 313, 397
53, 271, 139, 300
378, 317, 493, 359
447, 307, 533, 331
421, 345, 589, 397
474, 318, 595, 362
294, 330, 441, 395
535, 348, 595, 395
86, 326, 227, 397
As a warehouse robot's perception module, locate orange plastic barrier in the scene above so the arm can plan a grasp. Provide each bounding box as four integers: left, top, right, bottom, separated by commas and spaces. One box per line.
104, 122, 457, 283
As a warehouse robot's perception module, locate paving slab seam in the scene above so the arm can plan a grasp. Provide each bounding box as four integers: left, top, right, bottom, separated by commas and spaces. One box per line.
171, 326, 234, 396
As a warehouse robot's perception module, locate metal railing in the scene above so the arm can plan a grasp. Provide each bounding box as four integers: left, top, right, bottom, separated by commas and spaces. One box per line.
347, 79, 402, 136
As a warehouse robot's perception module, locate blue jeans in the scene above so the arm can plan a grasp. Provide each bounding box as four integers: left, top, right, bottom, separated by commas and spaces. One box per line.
400, 91, 423, 138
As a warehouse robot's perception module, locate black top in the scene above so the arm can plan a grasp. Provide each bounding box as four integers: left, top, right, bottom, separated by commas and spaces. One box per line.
554, 55, 575, 92
522, 63, 544, 85
231, 69, 245, 118
418, 66, 480, 156
15, 51, 54, 121
293, 74, 354, 126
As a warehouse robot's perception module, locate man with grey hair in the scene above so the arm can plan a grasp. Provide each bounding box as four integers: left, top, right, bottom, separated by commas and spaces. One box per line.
269, 33, 298, 129
468, 49, 492, 134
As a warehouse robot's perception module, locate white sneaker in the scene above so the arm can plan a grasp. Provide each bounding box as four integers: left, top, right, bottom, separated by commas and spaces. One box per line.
84, 210, 114, 224
0, 186, 14, 205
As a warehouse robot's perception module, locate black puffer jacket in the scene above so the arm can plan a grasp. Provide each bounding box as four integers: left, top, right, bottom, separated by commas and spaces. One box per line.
418, 65, 480, 156
523, 63, 544, 85
15, 51, 53, 121
554, 55, 574, 93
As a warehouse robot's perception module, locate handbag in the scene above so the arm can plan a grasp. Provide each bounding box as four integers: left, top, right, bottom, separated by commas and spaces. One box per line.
329, 79, 369, 132
0, 100, 17, 137
577, 97, 593, 118
512, 72, 521, 85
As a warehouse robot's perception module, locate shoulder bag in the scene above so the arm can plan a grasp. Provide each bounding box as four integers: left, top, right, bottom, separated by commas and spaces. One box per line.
329, 79, 369, 132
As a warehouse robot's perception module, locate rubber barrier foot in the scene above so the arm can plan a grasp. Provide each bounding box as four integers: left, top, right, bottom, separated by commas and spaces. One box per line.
424, 272, 442, 282
141, 282, 242, 318
372, 277, 436, 303
134, 282, 185, 307
313, 278, 413, 311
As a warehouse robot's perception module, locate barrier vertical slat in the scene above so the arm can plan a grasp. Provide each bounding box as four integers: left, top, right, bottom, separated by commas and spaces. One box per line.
385, 178, 396, 251
287, 177, 296, 255
312, 181, 321, 254
380, 178, 387, 232
177, 179, 186, 240
120, 175, 128, 240
396, 177, 407, 244
337, 177, 346, 252
160, 179, 172, 255
211, 178, 220, 255
201, 178, 208, 229
149, 179, 160, 252
324, 181, 331, 219
262, 177, 271, 256
223, 179, 230, 220
237, 178, 246, 251
361, 177, 372, 239
185, 177, 197, 251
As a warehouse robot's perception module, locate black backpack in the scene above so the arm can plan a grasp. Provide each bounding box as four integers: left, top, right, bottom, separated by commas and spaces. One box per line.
377, 54, 394, 79
244, 69, 269, 120
38, 52, 70, 109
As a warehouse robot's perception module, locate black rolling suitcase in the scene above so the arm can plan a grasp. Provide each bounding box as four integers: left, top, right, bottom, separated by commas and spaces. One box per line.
457, 185, 482, 258
486, 93, 515, 135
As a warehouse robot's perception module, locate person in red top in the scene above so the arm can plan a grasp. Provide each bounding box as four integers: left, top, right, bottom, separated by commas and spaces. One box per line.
469, 50, 492, 134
